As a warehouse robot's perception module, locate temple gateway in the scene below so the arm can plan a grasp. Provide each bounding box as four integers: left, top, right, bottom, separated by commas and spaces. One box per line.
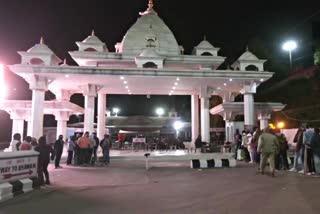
5, 0, 284, 144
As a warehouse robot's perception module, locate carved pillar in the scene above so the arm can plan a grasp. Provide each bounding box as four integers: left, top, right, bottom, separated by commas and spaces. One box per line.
29, 75, 48, 139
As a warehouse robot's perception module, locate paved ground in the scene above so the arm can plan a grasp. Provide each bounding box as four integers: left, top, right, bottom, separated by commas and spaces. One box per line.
1, 160, 320, 214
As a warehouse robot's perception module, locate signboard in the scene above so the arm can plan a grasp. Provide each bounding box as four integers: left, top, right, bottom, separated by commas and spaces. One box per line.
132, 138, 146, 143
0, 151, 38, 183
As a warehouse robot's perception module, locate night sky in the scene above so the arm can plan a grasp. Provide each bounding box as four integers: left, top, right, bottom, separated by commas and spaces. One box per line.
0, 0, 319, 141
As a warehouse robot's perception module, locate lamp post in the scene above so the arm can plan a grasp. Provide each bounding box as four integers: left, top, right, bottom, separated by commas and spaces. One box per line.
113, 107, 120, 117
155, 107, 165, 117
173, 121, 183, 138
282, 40, 297, 69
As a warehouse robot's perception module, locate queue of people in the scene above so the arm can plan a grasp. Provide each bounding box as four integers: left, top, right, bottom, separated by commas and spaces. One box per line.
235, 124, 320, 177
289, 125, 320, 176
66, 132, 111, 166
9, 132, 113, 186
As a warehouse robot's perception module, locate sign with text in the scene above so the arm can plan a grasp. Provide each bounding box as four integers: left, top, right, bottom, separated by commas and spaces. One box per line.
132, 138, 146, 143
0, 151, 38, 183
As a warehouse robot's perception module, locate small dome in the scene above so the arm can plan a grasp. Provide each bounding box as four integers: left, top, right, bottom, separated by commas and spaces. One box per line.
83, 30, 104, 44
28, 38, 54, 54
139, 48, 160, 58
238, 51, 259, 60
196, 40, 215, 49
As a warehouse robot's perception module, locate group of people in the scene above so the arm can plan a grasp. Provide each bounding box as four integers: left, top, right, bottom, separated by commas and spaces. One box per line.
9, 132, 113, 186
289, 125, 320, 176
11, 133, 55, 185
234, 124, 320, 177
63, 132, 112, 167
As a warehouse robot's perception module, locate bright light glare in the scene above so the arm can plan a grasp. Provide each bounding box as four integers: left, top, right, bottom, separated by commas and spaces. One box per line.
0, 64, 6, 101
282, 41, 297, 52
277, 122, 285, 129
113, 107, 120, 114
156, 108, 165, 116
269, 123, 275, 129
173, 121, 183, 130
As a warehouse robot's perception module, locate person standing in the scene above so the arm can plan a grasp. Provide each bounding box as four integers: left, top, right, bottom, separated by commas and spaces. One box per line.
311, 128, 320, 175
20, 136, 32, 151
54, 135, 64, 169
77, 132, 91, 165
252, 128, 262, 163
194, 135, 202, 153
303, 125, 316, 175
290, 127, 305, 172
88, 134, 96, 164
10, 133, 21, 152
257, 128, 280, 177
247, 132, 255, 163
234, 129, 242, 160
92, 132, 100, 164
67, 136, 76, 165
241, 131, 250, 162
35, 136, 55, 185
100, 134, 111, 165
276, 132, 289, 170
31, 137, 38, 150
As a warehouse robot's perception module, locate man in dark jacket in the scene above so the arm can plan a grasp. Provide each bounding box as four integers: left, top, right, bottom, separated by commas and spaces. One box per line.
92, 132, 100, 164
194, 135, 202, 153
35, 136, 55, 185
100, 134, 111, 165
275, 132, 289, 170
54, 135, 64, 169
311, 128, 320, 175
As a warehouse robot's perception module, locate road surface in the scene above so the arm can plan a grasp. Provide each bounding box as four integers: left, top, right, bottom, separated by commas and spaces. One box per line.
1, 161, 320, 214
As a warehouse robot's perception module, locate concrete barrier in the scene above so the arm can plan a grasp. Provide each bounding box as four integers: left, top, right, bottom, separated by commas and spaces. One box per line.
0, 151, 39, 202
190, 158, 237, 169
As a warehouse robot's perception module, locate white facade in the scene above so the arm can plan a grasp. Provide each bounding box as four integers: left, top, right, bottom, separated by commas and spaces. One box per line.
6, 0, 278, 144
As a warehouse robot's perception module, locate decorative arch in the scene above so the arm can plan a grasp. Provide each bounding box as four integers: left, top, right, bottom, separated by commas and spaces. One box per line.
245, 65, 259, 71
84, 47, 98, 52
201, 52, 213, 56
143, 62, 158, 69
29, 58, 45, 65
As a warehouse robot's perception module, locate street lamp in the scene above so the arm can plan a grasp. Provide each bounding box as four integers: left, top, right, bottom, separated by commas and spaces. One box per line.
113, 107, 120, 117
155, 107, 165, 117
277, 121, 285, 129
0, 64, 6, 101
173, 121, 183, 137
282, 40, 297, 69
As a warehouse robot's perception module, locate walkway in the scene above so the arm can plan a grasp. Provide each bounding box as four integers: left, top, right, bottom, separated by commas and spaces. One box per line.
1, 161, 320, 214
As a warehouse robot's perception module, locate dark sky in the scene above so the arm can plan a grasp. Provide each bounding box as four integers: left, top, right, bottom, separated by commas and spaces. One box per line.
0, 0, 319, 141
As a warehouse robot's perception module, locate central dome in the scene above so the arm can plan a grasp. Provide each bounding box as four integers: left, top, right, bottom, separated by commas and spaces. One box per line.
119, 4, 180, 56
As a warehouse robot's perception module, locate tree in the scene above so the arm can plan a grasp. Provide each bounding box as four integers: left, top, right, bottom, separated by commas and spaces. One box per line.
314, 48, 320, 66
314, 40, 320, 66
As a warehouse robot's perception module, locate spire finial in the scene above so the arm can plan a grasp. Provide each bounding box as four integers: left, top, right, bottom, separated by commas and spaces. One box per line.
91, 29, 95, 36
246, 45, 249, 52
40, 36, 44, 44
63, 59, 67, 65
148, 0, 154, 9
204, 35, 207, 41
